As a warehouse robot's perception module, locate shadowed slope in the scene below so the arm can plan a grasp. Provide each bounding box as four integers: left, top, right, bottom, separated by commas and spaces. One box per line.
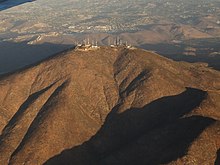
215, 149, 220, 165
44, 88, 215, 165
0, 79, 69, 165
10, 80, 69, 159
0, 0, 35, 11
0, 47, 219, 165
0, 41, 73, 76
0, 82, 55, 137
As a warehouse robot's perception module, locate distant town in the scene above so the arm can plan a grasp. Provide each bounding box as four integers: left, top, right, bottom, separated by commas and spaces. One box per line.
0, 0, 219, 37
0, 0, 220, 70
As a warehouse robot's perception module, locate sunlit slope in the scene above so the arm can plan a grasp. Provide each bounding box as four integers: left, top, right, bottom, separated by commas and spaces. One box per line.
0, 47, 219, 165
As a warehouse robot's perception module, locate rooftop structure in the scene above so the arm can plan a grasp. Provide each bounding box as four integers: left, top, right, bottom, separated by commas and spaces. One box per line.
76, 38, 100, 51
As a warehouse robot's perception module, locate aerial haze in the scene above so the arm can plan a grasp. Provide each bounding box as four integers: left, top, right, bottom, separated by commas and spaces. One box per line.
0, 1, 220, 165
0, 0, 220, 73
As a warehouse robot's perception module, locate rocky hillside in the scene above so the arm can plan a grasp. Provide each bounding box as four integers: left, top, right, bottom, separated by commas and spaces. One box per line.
0, 46, 220, 165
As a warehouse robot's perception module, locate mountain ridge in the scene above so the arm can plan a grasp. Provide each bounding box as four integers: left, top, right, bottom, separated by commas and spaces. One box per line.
0, 46, 219, 165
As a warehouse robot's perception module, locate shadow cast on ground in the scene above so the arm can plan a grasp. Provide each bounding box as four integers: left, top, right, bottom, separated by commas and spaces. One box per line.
9, 80, 70, 160
0, 41, 73, 78
140, 42, 220, 71
215, 149, 220, 165
0, 82, 56, 142
0, 0, 34, 11
44, 88, 216, 165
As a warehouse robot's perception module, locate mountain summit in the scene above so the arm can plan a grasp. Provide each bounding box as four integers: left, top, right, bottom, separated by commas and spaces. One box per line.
0, 46, 220, 165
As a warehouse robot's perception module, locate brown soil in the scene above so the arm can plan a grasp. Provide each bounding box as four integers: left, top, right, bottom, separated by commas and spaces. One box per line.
0, 46, 219, 165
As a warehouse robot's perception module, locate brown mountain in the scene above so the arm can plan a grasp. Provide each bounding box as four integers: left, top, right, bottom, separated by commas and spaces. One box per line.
0, 46, 220, 165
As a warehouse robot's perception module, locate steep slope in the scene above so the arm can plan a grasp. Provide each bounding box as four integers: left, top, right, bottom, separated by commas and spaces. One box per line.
0, 46, 219, 165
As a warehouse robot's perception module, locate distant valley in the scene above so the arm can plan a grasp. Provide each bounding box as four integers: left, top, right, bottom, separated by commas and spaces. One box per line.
0, 1, 220, 164
0, 0, 219, 73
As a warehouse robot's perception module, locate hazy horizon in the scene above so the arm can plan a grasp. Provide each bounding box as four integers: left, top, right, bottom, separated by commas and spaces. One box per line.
0, 0, 220, 74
